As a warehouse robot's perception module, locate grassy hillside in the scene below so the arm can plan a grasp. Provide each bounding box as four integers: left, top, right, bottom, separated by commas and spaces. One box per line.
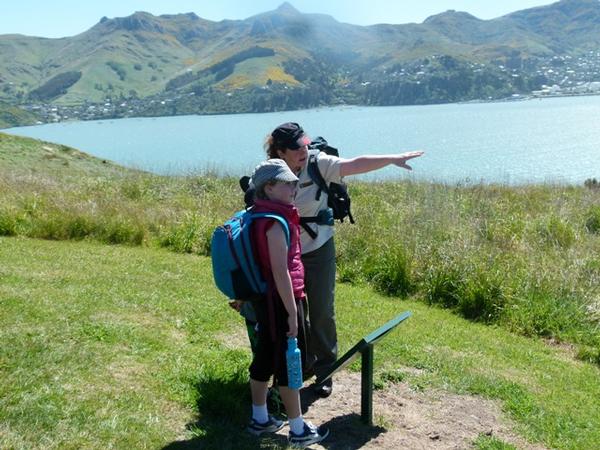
0, 102, 39, 128
1, 134, 600, 448
1, 134, 599, 356
0, 14, 199, 104
0, 35, 66, 98
1, 235, 599, 449
0, 132, 136, 176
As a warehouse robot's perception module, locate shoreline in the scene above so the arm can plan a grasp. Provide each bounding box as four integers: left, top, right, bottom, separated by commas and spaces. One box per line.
3, 91, 600, 131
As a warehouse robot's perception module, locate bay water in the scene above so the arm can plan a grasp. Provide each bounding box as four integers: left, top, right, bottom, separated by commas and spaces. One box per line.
6, 95, 600, 184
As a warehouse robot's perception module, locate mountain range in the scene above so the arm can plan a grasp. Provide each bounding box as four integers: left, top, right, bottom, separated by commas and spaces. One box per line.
1, 0, 599, 114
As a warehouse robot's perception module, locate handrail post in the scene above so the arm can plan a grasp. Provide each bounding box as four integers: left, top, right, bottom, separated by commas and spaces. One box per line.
312, 311, 412, 427
361, 343, 374, 425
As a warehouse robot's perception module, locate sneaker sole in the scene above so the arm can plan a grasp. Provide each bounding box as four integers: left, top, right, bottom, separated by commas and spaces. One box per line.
246, 421, 286, 436
289, 427, 330, 447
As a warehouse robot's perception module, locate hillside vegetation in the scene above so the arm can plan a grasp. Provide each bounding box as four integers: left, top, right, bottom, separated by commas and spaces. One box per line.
1, 0, 600, 111
1, 134, 599, 449
1, 133, 599, 359
0, 132, 135, 177
0, 101, 39, 128
0, 237, 598, 449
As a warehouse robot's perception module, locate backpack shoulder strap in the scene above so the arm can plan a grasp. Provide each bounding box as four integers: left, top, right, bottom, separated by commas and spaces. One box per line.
237, 211, 290, 293
307, 152, 329, 201
250, 212, 290, 247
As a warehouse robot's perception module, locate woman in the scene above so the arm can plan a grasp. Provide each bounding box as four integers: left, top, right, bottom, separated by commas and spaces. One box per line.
265, 122, 424, 397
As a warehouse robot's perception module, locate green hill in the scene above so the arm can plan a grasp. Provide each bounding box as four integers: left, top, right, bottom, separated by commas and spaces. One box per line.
1, 133, 599, 358
0, 102, 39, 128
1, 1, 599, 106
1, 230, 599, 449
504, 0, 600, 50
0, 132, 134, 176
1, 131, 600, 448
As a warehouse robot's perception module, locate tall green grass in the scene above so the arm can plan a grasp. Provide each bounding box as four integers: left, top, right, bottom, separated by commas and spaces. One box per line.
337, 182, 600, 354
0, 170, 234, 251
1, 168, 599, 360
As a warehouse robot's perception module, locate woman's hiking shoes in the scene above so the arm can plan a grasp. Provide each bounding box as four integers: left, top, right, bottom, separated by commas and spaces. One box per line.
312, 378, 333, 398
246, 415, 285, 436
288, 421, 329, 448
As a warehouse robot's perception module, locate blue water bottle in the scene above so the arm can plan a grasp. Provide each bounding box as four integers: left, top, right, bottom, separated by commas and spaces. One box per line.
286, 337, 303, 389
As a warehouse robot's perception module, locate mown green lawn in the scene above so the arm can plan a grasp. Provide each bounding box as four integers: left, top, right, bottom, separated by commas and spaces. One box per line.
1, 237, 599, 449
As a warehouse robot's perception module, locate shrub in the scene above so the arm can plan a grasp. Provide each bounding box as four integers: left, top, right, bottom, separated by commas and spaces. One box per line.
28, 71, 82, 101
2, 170, 599, 349
31, 214, 69, 240
584, 178, 599, 190
197, 223, 216, 257
27, 210, 99, 242
584, 206, 600, 234
0, 211, 18, 236
159, 213, 204, 254
102, 220, 145, 246
457, 270, 506, 323
120, 179, 145, 200
66, 216, 96, 240
576, 345, 600, 365
337, 263, 363, 284
424, 254, 507, 323
503, 286, 589, 342
106, 61, 127, 81
536, 216, 575, 248
423, 263, 464, 309
336, 233, 370, 284
366, 245, 414, 297
478, 217, 524, 248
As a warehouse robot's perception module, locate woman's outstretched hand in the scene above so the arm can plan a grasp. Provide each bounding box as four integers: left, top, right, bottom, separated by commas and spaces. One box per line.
393, 151, 425, 170
340, 151, 425, 177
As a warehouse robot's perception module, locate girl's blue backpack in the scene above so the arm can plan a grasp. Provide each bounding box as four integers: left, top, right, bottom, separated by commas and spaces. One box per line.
211, 209, 289, 300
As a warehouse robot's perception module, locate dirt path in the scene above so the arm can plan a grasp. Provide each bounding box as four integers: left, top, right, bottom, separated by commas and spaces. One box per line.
269, 371, 546, 450
221, 327, 545, 449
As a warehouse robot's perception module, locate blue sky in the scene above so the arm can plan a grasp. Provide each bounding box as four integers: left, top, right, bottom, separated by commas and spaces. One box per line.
2, 0, 555, 38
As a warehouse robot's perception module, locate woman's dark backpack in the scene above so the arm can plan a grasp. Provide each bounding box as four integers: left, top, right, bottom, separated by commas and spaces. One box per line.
306, 137, 355, 225
239, 136, 355, 231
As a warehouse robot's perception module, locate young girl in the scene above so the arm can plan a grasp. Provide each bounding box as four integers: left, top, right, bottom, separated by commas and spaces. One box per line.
246, 159, 328, 447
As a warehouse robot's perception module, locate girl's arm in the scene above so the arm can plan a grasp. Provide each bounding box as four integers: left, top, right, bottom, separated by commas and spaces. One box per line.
266, 224, 298, 337
339, 151, 424, 177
